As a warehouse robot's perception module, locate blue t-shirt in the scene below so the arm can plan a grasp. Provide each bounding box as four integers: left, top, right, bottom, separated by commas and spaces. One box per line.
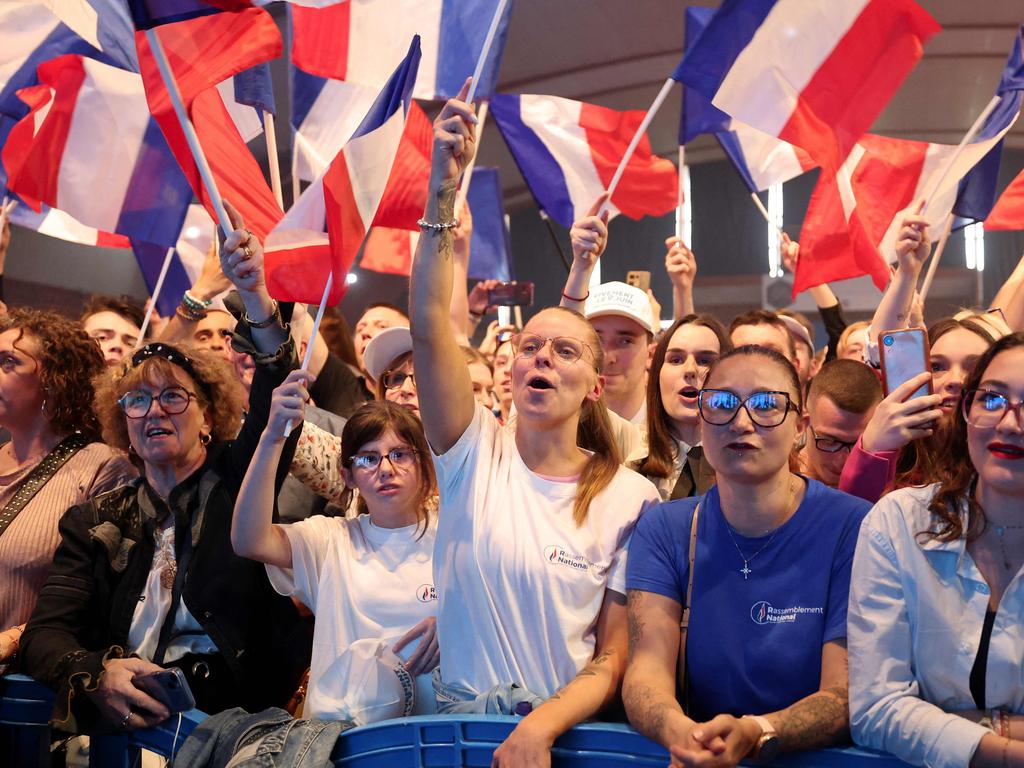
626, 477, 869, 721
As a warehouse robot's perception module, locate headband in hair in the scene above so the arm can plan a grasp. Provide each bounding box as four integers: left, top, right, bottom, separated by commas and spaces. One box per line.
129, 343, 213, 400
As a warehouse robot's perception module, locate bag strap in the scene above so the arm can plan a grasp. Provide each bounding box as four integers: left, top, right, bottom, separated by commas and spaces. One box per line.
0, 433, 90, 540
677, 501, 700, 706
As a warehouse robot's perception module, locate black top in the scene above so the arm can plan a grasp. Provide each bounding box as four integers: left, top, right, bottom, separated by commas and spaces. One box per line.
308, 352, 372, 419
817, 301, 848, 363
970, 608, 998, 709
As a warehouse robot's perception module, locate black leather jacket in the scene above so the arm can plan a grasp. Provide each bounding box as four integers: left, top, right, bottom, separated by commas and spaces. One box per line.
20, 342, 310, 730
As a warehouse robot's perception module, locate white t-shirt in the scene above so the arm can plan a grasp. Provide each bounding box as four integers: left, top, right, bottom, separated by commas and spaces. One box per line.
432, 404, 660, 698
266, 514, 438, 721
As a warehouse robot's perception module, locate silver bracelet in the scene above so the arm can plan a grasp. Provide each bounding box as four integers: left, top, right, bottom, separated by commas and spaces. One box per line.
417, 217, 459, 232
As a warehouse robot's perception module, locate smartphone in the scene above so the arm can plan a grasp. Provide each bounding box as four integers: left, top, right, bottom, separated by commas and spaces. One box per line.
487, 281, 534, 307
879, 328, 931, 399
133, 668, 196, 714
626, 270, 651, 293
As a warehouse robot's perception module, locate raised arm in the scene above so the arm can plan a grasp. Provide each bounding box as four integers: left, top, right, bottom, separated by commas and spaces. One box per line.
158, 240, 231, 344
449, 200, 474, 343
409, 82, 478, 453
232, 371, 315, 569
560, 194, 609, 312
665, 237, 697, 320
870, 206, 930, 347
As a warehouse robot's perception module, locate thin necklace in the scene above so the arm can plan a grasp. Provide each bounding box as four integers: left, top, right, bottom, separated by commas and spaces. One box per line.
991, 523, 1024, 571
722, 480, 798, 579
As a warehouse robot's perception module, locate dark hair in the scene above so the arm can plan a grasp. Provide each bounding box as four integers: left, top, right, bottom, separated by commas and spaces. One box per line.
895, 316, 997, 488
318, 306, 359, 368
361, 302, 409, 322
339, 400, 436, 536
808, 359, 882, 415
376, 351, 413, 400
81, 294, 146, 331
641, 314, 732, 479
922, 332, 1024, 543
729, 309, 797, 360
0, 308, 106, 437
461, 345, 492, 372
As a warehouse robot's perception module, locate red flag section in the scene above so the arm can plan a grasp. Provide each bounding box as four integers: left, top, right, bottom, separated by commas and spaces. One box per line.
292, 3, 350, 80
370, 101, 432, 230
360, 227, 419, 276
135, 8, 283, 239
985, 168, 1024, 231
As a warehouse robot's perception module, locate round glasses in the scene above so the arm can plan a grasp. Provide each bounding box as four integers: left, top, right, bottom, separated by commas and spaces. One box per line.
382, 371, 415, 390
512, 333, 592, 365
118, 386, 197, 419
808, 426, 857, 454
698, 389, 797, 428
349, 448, 419, 472
962, 389, 1024, 428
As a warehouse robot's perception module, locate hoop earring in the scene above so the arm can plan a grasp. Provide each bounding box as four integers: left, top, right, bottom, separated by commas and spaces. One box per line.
200, 433, 211, 446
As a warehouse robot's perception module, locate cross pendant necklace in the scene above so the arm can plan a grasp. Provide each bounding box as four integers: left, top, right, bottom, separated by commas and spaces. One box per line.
725, 524, 779, 580
740, 562, 752, 579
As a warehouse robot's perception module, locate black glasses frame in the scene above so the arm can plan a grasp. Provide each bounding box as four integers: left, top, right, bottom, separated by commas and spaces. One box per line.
697, 388, 797, 428
808, 426, 857, 454
118, 386, 198, 419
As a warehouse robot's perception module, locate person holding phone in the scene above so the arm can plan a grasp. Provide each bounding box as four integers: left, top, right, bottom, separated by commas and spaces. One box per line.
624, 345, 870, 766
849, 332, 1024, 767
410, 82, 660, 767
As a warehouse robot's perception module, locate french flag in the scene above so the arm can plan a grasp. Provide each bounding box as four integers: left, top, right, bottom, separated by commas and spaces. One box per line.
7, 205, 129, 250
489, 93, 678, 229
265, 36, 421, 306
677, 0, 940, 172
678, 6, 815, 193
291, 0, 512, 101
1, 54, 191, 250
986, 168, 1024, 231
133, 204, 218, 316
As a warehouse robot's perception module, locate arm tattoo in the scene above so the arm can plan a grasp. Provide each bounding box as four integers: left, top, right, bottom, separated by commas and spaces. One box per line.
544, 647, 617, 703
627, 589, 646, 661
622, 682, 679, 743
774, 684, 849, 752
432, 180, 457, 264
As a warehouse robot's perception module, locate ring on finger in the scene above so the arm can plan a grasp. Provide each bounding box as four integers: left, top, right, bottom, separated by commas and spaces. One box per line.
120, 709, 133, 728
242, 243, 253, 258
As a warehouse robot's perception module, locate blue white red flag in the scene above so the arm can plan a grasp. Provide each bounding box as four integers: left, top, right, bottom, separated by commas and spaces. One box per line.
132, 204, 217, 316
7, 205, 130, 249
677, 0, 940, 172
265, 36, 422, 306
291, 0, 511, 100
1, 54, 190, 249
490, 93, 677, 229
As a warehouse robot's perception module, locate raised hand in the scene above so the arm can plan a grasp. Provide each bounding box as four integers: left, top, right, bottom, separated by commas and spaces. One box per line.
570, 193, 610, 269
221, 200, 265, 294
267, 370, 316, 440
665, 236, 697, 290
431, 78, 478, 185
780, 232, 800, 274
894, 201, 930, 274
861, 372, 943, 454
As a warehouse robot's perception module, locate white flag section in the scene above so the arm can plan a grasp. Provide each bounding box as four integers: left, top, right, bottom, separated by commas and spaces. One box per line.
292, 79, 377, 184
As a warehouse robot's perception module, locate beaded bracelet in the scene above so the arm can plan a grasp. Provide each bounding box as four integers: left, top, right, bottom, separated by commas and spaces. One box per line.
417, 217, 459, 232
176, 303, 206, 322
182, 289, 212, 313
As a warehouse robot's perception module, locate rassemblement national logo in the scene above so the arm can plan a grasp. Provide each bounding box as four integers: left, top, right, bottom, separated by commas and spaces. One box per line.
416, 584, 438, 602
543, 545, 592, 572
750, 601, 824, 625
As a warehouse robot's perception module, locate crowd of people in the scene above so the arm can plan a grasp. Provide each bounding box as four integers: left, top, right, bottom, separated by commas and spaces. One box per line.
0, 85, 1022, 768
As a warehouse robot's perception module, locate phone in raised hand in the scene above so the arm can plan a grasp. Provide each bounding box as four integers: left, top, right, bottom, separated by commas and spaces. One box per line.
879, 328, 931, 399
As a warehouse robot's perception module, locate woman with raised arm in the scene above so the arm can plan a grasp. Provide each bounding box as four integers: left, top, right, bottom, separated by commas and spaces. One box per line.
623, 346, 871, 767
849, 332, 1024, 768
410, 82, 660, 767
233, 385, 440, 723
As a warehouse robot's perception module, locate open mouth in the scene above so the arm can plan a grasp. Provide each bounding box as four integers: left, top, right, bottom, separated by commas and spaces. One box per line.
527, 376, 555, 391
678, 386, 699, 400
146, 427, 173, 438
989, 442, 1024, 460
940, 398, 958, 411
726, 441, 757, 452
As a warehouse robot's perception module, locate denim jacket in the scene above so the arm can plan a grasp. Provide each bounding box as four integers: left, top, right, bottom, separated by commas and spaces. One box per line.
849, 484, 1023, 768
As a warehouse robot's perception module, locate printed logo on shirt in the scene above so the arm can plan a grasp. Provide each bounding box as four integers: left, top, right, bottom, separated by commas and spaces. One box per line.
543, 544, 593, 573
750, 601, 824, 625
416, 584, 437, 602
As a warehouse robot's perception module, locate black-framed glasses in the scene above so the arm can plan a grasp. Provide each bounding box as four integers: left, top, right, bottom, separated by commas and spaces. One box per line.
962, 388, 1024, 428
512, 333, 593, 365
349, 448, 419, 472
382, 371, 415, 391
808, 426, 857, 454
698, 389, 797, 428
118, 386, 197, 419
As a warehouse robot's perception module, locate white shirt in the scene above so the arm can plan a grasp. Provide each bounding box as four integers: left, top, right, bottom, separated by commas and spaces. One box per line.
432, 404, 660, 698
267, 514, 438, 721
650, 438, 697, 501
849, 484, 1022, 768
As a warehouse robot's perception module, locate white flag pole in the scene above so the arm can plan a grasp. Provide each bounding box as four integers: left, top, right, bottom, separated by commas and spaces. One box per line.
454, 101, 489, 215
284, 272, 333, 437
598, 76, 675, 216
465, 0, 509, 105
918, 213, 955, 302
145, 28, 232, 233
135, 247, 175, 349
675, 145, 685, 240
750, 191, 784, 239
263, 110, 284, 210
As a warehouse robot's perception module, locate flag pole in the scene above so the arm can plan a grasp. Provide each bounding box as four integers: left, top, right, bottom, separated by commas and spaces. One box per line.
465, 0, 509, 105
284, 272, 333, 437
750, 191, 784, 239
539, 210, 572, 272
454, 101, 489, 216
145, 28, 232, 234
675, 145, 685, 240
918, 213, 955, 301
135, 246, 175, 349
599, 76, 675, 216
263, 110, 284, 210
920, 95, 1001, 219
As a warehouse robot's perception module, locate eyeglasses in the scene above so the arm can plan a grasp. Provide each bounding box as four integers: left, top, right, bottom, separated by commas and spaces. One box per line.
382, 371, 415, 390
808, 426, 857, 454
698, 389, 797, 428
349, 448, 419, 472
962, 389, 1024, 428
512, 333, 593, 365
118, 386, 197, 419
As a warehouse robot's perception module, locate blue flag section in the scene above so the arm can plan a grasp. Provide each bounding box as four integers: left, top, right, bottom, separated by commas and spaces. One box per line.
127, 0, 221, 30
467, 168, 512, 282
234, 63, 275, 116
132, 240, 193, 318
677, 5, 728, 145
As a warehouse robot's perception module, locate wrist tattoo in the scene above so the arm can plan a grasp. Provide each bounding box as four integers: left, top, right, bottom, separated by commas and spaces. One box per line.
774, 685, 849, 752
435, 179, 457, 219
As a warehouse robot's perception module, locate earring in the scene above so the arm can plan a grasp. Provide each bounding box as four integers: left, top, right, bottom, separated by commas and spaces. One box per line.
200, 433, 211, 446
40, 398, 47, 415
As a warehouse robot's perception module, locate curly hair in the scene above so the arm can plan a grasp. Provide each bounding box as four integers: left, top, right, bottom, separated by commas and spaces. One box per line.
92, 344, 245, 453
0, 308, 106, 437
922, 332, 1024, 544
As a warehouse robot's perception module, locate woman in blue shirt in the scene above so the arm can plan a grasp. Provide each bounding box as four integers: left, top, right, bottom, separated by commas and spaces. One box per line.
623, 345, 870, 766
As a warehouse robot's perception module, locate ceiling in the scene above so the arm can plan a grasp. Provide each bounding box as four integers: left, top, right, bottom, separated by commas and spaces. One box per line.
474, 0, 1024, 210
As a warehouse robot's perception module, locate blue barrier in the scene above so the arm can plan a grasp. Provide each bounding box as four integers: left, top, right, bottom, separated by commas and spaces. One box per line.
2, 675, 911, 768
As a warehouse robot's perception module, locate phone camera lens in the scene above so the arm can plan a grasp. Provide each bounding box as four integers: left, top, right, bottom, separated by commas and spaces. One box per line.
883, 336, 894, 346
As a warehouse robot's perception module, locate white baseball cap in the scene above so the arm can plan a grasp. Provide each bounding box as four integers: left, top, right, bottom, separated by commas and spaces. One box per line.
778, 314, 814, 353
363, 326, 413, 383
315, 638, 416, 725
584, 281, 654, 334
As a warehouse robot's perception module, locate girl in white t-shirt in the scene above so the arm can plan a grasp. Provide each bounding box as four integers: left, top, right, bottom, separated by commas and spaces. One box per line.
232, 380, 440, 723
409, 82, 660, 767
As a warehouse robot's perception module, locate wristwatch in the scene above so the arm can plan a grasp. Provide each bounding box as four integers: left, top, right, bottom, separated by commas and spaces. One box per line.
745, 715, 780, 761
